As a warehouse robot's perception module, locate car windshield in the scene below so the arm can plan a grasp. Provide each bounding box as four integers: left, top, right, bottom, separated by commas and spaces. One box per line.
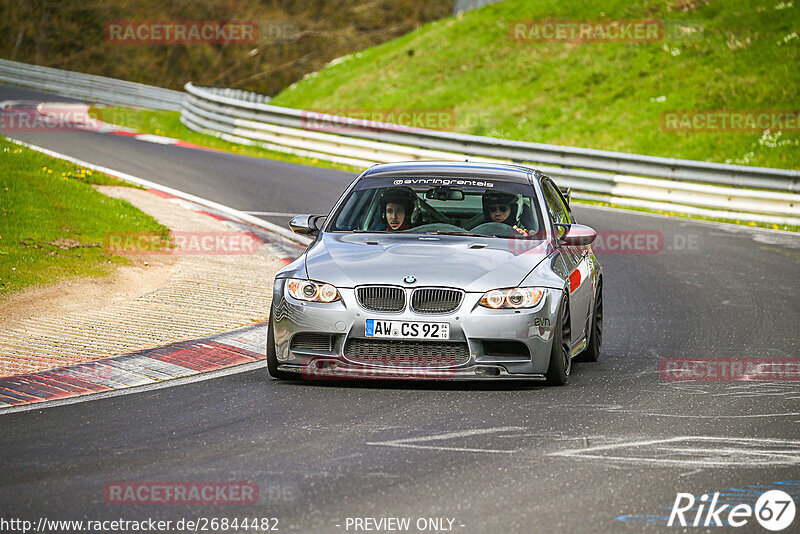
327, 177, 544, 239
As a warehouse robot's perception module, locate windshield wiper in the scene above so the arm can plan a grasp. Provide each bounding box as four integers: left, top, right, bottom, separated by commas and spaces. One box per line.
422, 231, 494, 237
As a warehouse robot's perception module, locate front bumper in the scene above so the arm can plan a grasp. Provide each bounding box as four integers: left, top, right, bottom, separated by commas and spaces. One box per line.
278, 360, 547, 380
271, 279, 561, 380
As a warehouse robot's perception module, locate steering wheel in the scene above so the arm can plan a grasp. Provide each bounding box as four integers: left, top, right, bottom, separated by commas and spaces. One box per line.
417, 199, 452, 225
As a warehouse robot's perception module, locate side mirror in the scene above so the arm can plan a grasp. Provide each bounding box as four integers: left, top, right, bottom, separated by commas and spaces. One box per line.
555, 223, 596, 246
289, 214, 326, 236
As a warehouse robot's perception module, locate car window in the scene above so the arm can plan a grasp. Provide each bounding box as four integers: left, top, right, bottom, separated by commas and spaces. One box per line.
541, 178, 572, 226
327, 178, 544, 239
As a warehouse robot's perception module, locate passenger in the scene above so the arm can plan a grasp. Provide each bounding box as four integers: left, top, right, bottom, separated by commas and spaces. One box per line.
482, 191, 519, 224
380, 188, 418, 231
481, 191, 528, 236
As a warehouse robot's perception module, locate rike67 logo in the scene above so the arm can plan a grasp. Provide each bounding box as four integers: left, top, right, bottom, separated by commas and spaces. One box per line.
669, 490, 796, 531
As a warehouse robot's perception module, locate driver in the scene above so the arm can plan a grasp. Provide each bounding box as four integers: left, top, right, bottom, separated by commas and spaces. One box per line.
380, 187, 418, 231
481, 191, 528, 236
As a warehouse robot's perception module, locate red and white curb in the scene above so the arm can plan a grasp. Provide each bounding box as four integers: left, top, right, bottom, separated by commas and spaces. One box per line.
106, 129, 219, 151
0, 133, 313, 413
0, 101, 220, 151
0, 323, 267, 411
38, 102, 218, 151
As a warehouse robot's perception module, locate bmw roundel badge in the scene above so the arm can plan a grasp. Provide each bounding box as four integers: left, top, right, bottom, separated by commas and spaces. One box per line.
403, 275, 417, 284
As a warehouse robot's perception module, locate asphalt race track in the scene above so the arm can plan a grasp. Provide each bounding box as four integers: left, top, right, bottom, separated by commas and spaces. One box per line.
1, 85, 799, 533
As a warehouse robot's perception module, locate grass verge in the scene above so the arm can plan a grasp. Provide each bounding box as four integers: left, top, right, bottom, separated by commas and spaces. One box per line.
0, 138, 170, 299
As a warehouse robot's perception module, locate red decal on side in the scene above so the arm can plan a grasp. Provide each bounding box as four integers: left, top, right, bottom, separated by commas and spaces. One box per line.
569, 269, 582, 293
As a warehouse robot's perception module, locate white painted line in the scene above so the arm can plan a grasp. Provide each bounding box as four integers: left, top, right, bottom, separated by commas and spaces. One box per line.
366, 426, 524, 454
556, 435, 800, 454
134, 133, 180, 144
244, 211, 297, 217
607, 409, 800, 419
554, 454, 796, 468
551, 436, 800, 468
3, 137, 312, 246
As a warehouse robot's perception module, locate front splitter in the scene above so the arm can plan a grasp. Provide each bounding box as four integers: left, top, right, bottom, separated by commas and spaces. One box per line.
277, 361, 547, 381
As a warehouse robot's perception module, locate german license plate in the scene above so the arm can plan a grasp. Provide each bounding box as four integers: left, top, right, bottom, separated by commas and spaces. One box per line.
365, 319, 450, 340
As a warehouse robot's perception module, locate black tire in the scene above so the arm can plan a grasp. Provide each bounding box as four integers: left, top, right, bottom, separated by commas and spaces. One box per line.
545, 294, 572, 386
266, 308, 299, 380
581, 281, 603, 363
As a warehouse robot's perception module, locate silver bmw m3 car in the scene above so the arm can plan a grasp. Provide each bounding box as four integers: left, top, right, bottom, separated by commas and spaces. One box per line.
267, 161, 602, 385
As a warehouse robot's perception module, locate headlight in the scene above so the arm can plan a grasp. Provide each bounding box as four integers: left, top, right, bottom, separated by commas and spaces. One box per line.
479, 287, 544, 309
286, 279, 341, 303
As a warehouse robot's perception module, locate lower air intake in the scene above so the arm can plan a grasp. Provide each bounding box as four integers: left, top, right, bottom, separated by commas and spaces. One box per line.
344, 338, 469, 367
290, 333, 337, 352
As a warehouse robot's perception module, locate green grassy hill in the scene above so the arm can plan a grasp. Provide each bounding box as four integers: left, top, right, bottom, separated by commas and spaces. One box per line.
0, 0, 448, 96
271, 0, 800, 169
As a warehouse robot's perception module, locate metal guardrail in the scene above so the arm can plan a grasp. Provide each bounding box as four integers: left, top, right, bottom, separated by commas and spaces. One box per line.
0, 57, 796, 225
184, 83, 799, 193
454, 0, 505, 16
182, 83, 800, 226
0, 59, 183, 111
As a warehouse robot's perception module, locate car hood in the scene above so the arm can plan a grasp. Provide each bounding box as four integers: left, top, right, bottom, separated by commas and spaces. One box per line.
305, 233, 551, 292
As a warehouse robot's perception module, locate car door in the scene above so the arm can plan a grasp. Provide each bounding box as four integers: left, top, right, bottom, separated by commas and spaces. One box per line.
541, 178, 593, 348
